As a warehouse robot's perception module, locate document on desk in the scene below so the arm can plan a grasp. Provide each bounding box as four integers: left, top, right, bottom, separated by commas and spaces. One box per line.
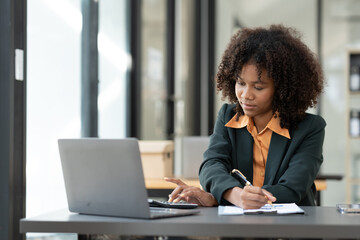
218, 203, 305, 215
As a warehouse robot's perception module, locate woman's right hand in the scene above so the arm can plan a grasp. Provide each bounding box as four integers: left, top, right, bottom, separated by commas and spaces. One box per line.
164, 177, 218, 207
224, 185, 276, 209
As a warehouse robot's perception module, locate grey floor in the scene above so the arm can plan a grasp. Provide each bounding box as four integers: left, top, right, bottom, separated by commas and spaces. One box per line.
27, 235, 219, 240
26, 234, 77, 240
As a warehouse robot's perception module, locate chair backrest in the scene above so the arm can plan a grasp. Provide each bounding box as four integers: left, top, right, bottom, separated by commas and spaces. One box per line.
182, 136, 210, 179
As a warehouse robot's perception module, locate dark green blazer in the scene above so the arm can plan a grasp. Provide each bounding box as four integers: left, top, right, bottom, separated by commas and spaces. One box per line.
199, 104, 326, 206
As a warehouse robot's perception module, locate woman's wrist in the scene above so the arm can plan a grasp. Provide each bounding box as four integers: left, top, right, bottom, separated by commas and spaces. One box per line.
206, 193, 219, 207
223, 186, 243, 206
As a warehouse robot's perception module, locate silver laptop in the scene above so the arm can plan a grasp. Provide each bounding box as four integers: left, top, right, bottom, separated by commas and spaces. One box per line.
58, 138, 199, 219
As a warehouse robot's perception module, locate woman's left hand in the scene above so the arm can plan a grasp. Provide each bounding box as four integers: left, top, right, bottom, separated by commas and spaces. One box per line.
164, 177, 218, 207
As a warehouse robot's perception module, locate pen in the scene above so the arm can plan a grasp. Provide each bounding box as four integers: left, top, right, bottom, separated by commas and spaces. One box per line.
231, 169, 252, 186
231, 169, 273, 206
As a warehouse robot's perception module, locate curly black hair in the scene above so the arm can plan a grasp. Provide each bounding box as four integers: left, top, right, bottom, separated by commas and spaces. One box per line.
216, 24, 324, 129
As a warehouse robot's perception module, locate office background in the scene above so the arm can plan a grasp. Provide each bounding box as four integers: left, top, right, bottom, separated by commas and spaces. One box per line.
1, 0, 360, 239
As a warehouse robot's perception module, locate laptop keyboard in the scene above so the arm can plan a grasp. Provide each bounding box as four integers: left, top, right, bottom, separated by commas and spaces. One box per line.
148, 199, 198, 209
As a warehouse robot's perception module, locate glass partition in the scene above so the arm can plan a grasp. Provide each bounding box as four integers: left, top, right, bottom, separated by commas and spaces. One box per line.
98, 0, 129, 138
27, 0, 128, 239
27, 0, 81, 219
140, 0, 168, 140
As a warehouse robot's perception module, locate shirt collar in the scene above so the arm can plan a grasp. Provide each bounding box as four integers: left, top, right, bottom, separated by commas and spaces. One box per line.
225, 112, 291, 139
224, 113, 249, 128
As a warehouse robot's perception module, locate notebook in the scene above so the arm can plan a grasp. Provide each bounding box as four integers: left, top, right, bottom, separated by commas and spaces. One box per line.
58, 138, 200, 219
218, 203, 305, 215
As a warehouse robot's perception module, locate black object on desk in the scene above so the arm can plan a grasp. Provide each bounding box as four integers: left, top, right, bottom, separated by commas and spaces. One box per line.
148, 199, 198, 209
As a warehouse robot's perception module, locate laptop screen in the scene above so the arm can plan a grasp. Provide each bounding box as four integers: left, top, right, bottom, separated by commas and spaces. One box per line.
58, 138, 199, 219
59, 138, 152, 218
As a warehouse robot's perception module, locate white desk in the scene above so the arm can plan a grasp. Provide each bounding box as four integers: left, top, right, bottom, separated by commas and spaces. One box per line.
20, 207, 360, 239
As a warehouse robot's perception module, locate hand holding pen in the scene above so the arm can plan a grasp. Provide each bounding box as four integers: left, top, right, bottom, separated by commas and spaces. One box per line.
231, 169, 276, 207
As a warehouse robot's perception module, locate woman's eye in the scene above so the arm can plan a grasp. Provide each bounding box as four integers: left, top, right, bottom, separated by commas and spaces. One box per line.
254, 86, 263, 90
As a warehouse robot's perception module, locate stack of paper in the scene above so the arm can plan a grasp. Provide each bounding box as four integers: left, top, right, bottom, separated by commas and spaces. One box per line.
218, 203, 305, 215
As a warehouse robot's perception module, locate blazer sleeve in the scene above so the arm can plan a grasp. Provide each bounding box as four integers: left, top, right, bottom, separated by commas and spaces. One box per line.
199, 104, 241, 204
262, 114, 326, 205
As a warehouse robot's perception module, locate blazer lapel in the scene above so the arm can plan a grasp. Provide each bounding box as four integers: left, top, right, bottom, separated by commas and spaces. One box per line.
264, 132, 290, 184
235, 128, 254, 183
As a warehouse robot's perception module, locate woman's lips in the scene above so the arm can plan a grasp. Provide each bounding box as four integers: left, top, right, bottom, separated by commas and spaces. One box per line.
241, 102, 256, 110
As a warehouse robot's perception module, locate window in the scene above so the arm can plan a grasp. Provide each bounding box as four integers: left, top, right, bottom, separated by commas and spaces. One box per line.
27, 2, 129, 239
27, 0, 82, 220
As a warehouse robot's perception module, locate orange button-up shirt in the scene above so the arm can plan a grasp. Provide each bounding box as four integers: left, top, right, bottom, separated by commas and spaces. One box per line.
225, 113, 290, 187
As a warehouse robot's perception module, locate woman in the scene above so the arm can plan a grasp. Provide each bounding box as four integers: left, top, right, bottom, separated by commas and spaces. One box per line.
167, 24, 325, 209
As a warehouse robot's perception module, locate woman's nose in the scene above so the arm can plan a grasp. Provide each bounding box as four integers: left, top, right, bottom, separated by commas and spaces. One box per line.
241, 87, 253, 100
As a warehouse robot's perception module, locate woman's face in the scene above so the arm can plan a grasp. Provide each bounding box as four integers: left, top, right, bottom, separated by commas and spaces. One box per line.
235, 64, 275, 123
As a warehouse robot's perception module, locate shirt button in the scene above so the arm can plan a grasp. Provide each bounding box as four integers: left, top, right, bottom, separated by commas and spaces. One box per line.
260, 172, 265, 177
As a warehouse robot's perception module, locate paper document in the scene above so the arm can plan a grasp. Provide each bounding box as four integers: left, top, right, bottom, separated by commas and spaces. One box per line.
218, 203, 305, 215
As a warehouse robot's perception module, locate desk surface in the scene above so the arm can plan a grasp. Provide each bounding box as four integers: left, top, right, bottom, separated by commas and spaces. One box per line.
20, 207, 360, 239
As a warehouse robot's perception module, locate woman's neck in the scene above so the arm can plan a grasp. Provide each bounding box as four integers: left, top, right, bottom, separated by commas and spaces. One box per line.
253, 113, 274, 133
